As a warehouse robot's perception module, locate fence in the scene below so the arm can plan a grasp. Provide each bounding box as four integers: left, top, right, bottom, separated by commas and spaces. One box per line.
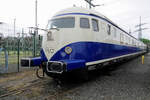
0, 48, 8, 73
0, 29, 42, 73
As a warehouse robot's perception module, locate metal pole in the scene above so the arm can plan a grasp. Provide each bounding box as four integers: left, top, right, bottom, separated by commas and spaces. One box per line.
89, 0, 91, 9
14, 19, 16, 38
22, 28, 24, 53
134, 16, 148, 40
33, 30, 36, 57
33, 0, 38, 57
14, 19, 16, 54
35, 0, 37, 28
17, 38, 20, 72
139, 16, 142, 40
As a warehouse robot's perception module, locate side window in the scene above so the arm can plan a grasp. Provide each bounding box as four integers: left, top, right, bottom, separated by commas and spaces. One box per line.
126, 36, 129, 44
80, 18, 90, 28
107, 24, 111, 35
114, 28, 117, 38
92, 19, 99, 32
120, 33, 124, 44
125, 36, 127, 44
132, 39, 134, 45
101, 22, 105, 30
122, 34, 124, 43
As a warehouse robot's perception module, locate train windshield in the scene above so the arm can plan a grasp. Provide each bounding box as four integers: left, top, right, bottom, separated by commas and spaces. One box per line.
47, 17, 75, 29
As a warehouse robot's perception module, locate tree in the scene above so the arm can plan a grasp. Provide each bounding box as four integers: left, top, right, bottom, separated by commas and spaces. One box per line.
140, 38, 150, 44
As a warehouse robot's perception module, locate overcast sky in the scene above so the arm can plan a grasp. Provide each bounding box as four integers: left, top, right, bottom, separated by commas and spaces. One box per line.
0, 0, 150, 39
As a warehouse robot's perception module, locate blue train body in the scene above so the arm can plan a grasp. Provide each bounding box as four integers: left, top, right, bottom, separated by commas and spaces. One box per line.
31, 41, 144, 72
24, 7, 147, 79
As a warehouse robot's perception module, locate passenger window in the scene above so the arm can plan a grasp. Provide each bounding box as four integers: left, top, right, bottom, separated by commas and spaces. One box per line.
120, 33, 123, 43
80, 18, 90, 28
122, 35, 124, 42
101, 22, 105, 30
107, 24, 111, 35
92, 19, 99, 32
132, 40, 134, 45
114, 28, 117, 37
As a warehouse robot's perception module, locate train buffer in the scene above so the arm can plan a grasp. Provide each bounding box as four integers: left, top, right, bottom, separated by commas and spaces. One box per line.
21, 57, 41, 67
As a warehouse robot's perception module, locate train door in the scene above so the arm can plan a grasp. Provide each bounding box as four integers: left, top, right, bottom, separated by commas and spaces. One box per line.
80, 17, 93, 40
100, 21, 107, 42
106, 24, 112, 43
91, 18, 100, 41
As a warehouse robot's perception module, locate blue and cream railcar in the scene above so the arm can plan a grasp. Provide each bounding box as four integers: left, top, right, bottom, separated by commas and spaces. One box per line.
25, 7, 147, 78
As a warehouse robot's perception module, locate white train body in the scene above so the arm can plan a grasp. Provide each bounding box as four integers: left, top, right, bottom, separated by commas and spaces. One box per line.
40, 7, 146, 76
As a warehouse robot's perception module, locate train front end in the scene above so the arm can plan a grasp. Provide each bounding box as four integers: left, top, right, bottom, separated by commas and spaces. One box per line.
40, 14, 86, 77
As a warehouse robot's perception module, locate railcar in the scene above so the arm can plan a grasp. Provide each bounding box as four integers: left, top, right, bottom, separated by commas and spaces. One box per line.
21, 7, 147, 79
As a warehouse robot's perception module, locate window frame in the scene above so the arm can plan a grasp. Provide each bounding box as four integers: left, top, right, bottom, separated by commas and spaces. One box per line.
48, 17, 75, 29
92, 19, 99, 32
80, 17, 90, 29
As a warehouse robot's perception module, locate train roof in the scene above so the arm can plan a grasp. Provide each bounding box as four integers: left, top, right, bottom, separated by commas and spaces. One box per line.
53, 7, 110, 21
52, 7, 145, 44
53, 7, 124, 28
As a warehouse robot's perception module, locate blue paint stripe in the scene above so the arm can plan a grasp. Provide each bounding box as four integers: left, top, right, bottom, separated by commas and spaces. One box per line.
40, 41, 143, 71
55, 13, 89, 17
55, 12, 138, 41
48, 42, 142, 62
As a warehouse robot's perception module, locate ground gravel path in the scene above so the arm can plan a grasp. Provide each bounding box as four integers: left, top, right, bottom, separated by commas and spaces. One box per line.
0, 53, 150, 100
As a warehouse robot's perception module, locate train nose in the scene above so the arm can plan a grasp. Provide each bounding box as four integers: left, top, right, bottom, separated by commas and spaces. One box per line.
42, 30, 60, 60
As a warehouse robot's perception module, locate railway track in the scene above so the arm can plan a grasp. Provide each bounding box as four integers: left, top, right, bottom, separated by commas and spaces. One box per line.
0, 79, 48, 98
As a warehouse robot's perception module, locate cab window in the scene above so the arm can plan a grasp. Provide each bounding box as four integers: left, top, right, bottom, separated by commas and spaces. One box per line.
48, 17, 75, 28
80, 18, 90, 28
92, 19, 99, 32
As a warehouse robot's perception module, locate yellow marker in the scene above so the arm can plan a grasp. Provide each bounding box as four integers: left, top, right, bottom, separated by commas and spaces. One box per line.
142, 55, 144, 64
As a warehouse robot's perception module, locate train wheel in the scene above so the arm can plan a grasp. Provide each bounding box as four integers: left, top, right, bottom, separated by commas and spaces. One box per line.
36, 68, 45, 79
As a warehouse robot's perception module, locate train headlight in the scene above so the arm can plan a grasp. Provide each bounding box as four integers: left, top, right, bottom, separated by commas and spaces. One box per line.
65, 46, 72, 54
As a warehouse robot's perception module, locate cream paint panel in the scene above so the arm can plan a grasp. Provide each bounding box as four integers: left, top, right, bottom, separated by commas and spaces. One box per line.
52, 14, 139, 47
42, 30, 60, 60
